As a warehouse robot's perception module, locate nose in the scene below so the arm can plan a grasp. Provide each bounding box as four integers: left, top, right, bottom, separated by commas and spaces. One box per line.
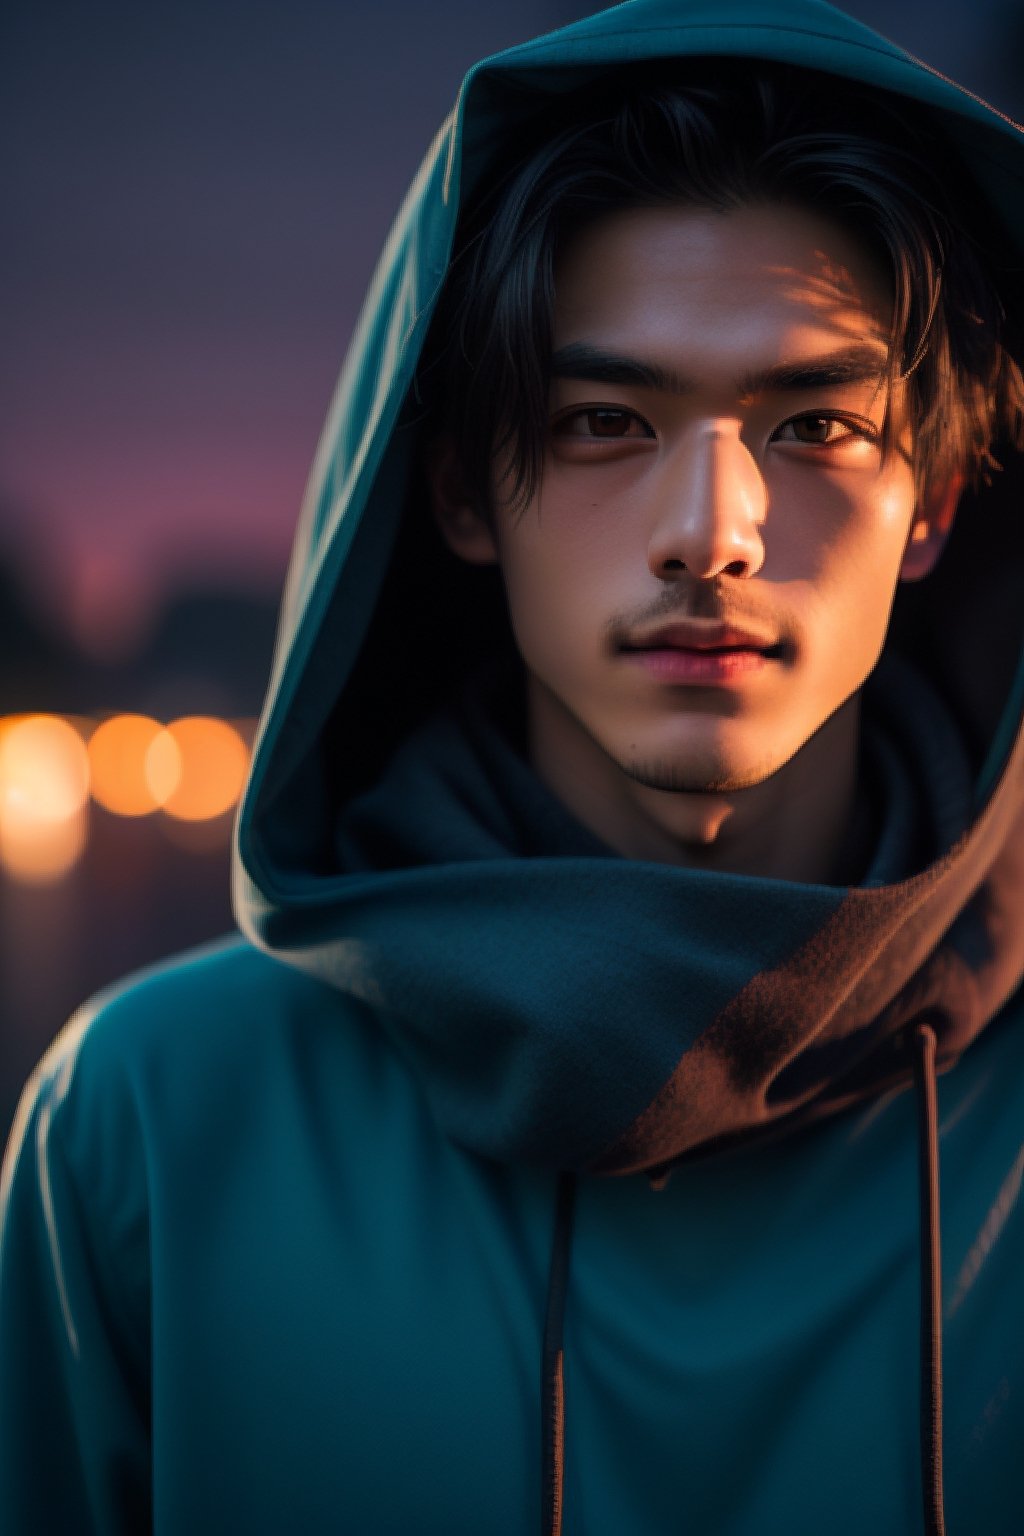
648, 420, 767, 580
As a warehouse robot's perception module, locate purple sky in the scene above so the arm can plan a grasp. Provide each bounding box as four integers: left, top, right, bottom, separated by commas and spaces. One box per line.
3, 0, 1021, 658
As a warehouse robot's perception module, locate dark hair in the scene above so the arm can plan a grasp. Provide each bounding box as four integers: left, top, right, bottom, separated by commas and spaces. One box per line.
418, 62, 1024, 520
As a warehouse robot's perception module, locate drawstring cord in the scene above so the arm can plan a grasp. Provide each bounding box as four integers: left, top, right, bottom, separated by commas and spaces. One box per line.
911, 1022, 946, 1536
541, 1172, 576, 1536
540, 1031, 946, 1536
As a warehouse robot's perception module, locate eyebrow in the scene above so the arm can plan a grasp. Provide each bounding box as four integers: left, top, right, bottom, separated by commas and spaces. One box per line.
549, 341, 889, 397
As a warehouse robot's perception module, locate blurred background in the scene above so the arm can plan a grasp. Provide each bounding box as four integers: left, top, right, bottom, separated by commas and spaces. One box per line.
3, 0, 1023, 1141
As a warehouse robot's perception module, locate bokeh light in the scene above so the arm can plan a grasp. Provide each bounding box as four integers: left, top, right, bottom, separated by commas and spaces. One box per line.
144, 729, 184, 805
0, 715, 91, 883
160, 717, 249, 821
88, 713, 167, 816
0, 712, 253, 885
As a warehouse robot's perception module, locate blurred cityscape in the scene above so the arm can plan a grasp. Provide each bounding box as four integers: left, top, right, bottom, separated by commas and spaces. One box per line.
0, 536, 278, 1138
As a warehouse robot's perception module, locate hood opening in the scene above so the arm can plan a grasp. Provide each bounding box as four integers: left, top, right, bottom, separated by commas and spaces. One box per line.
321, 480, 514, 817
243, 58, 1024, 889
234, 3, 1024, 1177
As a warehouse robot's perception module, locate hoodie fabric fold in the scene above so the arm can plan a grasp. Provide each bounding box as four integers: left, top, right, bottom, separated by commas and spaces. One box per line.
324, 645, 974, 1175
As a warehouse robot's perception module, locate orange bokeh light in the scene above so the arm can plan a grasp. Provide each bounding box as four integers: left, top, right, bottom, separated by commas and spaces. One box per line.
144, 730, 183, 805
0, 715, 91, 883
160, 717, 250, 822
88, 714, 168, 816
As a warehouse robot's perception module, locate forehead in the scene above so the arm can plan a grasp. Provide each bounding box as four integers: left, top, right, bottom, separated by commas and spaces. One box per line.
552, 202, 893, 376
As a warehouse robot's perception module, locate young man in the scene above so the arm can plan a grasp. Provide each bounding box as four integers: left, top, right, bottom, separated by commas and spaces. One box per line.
2, 3, 1023, 1533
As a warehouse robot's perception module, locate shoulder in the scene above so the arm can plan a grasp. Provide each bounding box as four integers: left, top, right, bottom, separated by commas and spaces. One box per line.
4, 936, 385, 1202
62, 931, 336, 1057
42, 932, 360, 1075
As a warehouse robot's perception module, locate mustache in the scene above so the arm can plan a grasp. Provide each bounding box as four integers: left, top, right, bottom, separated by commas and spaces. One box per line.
604, 580, 783, 647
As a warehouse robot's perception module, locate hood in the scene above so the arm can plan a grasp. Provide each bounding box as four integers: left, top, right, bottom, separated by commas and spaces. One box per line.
233, 0, 1024, 1176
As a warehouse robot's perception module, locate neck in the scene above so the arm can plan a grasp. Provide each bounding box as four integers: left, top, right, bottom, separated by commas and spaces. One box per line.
527, 682, 871, 885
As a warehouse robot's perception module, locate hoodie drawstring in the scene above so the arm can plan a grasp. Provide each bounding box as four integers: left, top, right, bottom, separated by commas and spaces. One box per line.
541, 1172, 577, 1536
911, 1021, 946, 1536
540, 1035, 946, 1536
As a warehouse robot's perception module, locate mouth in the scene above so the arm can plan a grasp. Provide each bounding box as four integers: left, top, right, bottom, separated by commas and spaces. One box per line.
618, 624, 787, 684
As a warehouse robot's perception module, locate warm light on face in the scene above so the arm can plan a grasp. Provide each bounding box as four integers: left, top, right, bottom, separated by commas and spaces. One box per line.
0, 716, 91, 883
481, 204, 923, 799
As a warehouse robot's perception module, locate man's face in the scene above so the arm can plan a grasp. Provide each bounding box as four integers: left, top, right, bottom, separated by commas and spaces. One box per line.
436, 201, 949, 841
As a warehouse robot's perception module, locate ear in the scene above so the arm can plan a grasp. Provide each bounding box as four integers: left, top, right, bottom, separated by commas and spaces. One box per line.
898, 473, 963, 583
425, 435, 499, 566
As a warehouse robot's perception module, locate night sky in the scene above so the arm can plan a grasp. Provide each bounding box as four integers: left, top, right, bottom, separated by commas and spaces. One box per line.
4, 0, 1023, 662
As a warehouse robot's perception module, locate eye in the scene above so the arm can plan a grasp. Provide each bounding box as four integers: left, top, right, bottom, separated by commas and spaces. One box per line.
552, 407, 654, 440
773, 413, 876, 447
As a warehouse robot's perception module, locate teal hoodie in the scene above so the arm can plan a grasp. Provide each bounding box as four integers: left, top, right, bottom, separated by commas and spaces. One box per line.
3, 3, 1024, 1532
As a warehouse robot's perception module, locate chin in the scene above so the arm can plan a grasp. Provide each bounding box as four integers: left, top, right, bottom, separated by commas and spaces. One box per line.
617, 753, 785, 795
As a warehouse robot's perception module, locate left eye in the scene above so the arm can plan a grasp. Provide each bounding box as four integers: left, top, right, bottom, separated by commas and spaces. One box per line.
774, 415, 867, 445
553, 408, 651, 439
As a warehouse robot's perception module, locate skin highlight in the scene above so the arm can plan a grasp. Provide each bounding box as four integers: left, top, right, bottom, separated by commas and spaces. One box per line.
431, 202, 958, 883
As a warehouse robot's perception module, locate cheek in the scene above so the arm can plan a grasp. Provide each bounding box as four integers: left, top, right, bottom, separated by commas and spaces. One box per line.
763, 463, 917, 697
497, 532, 573, 663
497, 485, 631, 649
765, 460, 916, 592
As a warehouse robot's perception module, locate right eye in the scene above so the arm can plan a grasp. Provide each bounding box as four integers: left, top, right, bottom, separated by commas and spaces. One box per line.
552, 407, 654, 439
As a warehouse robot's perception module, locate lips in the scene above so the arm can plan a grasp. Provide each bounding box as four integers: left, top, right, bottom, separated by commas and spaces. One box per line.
618, 619, 786, 686
620, 621, 782, 657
